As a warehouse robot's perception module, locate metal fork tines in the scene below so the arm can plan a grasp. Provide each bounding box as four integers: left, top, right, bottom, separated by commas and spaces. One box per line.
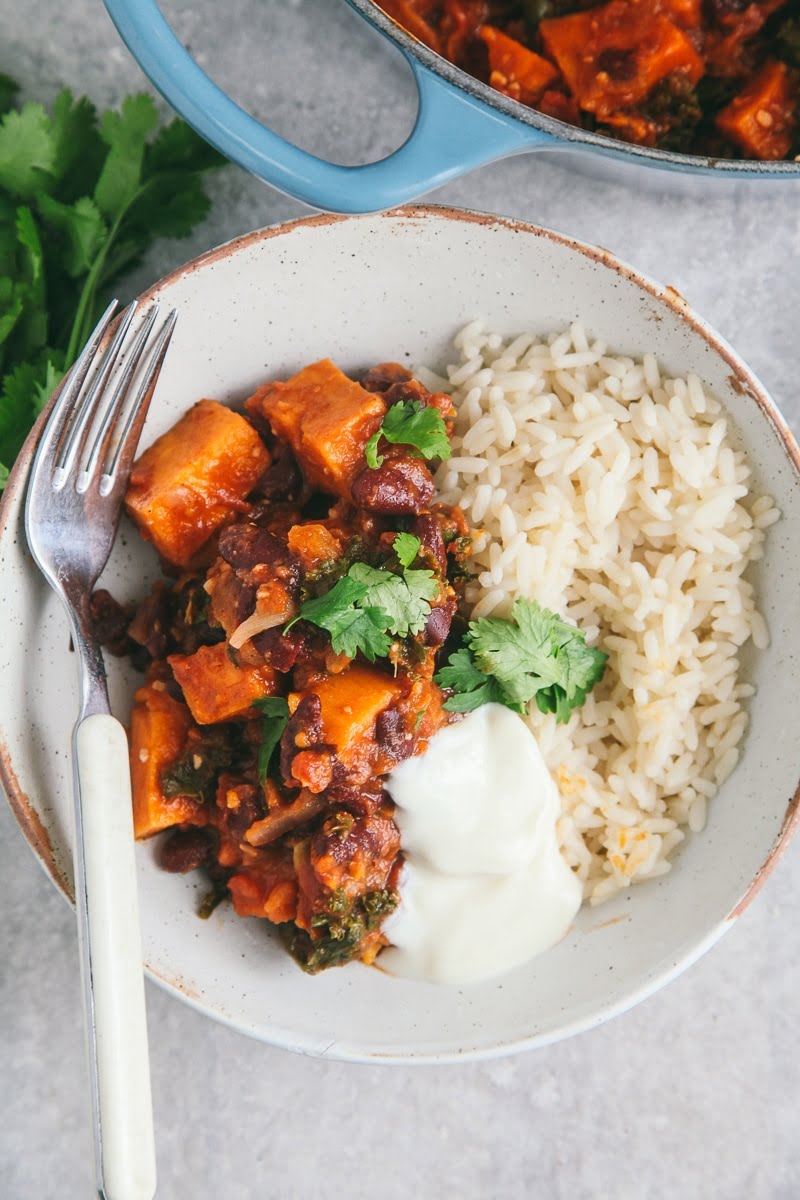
30, 300, 176, 538
24, 298, 177, 1200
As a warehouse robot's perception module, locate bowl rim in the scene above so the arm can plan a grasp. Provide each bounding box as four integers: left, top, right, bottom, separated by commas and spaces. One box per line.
351, 0, 800, 176
2, 203, 799, 1061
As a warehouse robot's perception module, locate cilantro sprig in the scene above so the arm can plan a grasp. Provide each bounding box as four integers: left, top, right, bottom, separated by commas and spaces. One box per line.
436, 598, 607, 723
289, 533, 438, 661
0, 76, 225, 486
364, 399, 452, 469
253, 696, 291, 784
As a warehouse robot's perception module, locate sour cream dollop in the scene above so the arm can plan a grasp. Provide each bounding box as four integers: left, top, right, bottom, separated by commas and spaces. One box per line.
381, 703, 582, 985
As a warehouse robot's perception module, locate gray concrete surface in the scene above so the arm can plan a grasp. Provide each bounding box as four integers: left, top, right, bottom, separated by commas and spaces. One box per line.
2, 2, 799, 1197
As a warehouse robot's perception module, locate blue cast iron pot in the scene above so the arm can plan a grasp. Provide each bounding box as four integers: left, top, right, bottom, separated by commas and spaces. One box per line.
103, 0, 800, 212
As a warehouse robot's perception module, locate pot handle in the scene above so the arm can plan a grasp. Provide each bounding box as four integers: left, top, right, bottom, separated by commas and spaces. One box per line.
102, 0, 554, 213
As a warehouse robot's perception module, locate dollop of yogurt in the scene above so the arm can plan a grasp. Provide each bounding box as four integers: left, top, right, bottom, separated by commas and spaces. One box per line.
381, 703, 582, 985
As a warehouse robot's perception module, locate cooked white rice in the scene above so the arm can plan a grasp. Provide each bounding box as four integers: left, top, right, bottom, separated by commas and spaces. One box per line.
427, 321, 780, 905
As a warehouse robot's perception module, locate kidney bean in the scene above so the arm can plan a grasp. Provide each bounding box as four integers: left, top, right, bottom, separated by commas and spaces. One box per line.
90, 589, 133, 657
375, 707, 414, 766
160, 827, 217, 874
361, 363, 413, 393
423, 596, 457, 646
253, 445, 302, 502
410, 513, 447, 574
218, 525, 290, 571
280, 694, 324, 783
351, 455, 434, 515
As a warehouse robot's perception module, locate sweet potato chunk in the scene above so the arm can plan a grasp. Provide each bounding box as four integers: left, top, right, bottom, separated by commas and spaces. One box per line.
661, 0, 702, 29
378, 0, 441, 52
245, 360, 386, 501
540, 2, 704, 120
228, 847, 299, 922
286, 523, 343, 573
125, 400, 270, 568
479, 26, 559, 106
168, 642, 279, 724
716, 60, 797, 160
130, 681, 202, 838
294, 664, 403, 774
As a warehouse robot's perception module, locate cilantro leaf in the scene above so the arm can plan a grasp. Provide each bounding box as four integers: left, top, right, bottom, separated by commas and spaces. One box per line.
49, 91, 104, 200
436, 599, 607, 723
294, 574, 391, 660
0, 80, 228, 490
364, 399, 451, 469
94, 94, 158, 220
0, 360, 40, 467
296, 574, 391, 660
8, 207, 47, 360
145, 119, 228, 174
37, 194, 107, 278
253, 696, 290, 784
293, 551, 437, 659
0, 75, 18, 118
323, 605, 393, 662
0, 276, 24, 350
297, 573, 369, 626
30, 355, 63, 415
123, 169, 213, 241
402, 569, 439, 628
435, 648, 505, 712
0, 104, 54, 198
393, 531, 421, 568
349, 561, 437, 637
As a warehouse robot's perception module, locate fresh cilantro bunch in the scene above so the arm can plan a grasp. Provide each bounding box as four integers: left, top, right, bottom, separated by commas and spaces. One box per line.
436, 597, 607, 723
290, 533, 438, 660
0, 74, 226, 487
364, 399, 452, 469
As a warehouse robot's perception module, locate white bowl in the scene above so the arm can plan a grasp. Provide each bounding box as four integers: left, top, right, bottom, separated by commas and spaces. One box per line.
2, 206, 799, 1062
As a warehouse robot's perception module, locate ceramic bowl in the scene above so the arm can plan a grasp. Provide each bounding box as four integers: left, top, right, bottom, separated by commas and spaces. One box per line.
2, 206, 798, 1062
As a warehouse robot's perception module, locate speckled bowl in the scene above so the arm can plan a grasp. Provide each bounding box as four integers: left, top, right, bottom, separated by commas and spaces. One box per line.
1, 206, 798, 1062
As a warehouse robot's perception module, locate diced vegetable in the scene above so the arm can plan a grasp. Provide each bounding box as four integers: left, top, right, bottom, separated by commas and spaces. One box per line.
378, 0, 799, 159
125, 400, 270, 567
228, 851, 299, 922
716, 59, 798, 160
479, 25, 560, 105
537, 3, 705, 119
378, 0, 441, 52
291, 664, 404, 776
167, 642, 279, 725
245, 360, 386, 501
286, 523, 343, 573
661, 0, 702, 30
129, 681, 203, 838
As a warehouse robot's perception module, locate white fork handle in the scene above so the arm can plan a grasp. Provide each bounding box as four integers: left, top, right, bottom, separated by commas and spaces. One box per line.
74, 714, 157, 1200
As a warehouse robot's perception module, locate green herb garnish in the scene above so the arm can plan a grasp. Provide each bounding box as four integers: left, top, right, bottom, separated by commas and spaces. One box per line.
436, 597, 607, 724
283, 888, 399, 973
253, 696, 291, 784
198, 883, 229, 921
290, 534, 438, 661
348, 560, 436, 636
161, 730, 235, 802
364, 399, 451, 469
393, 530, 421, 568
0, 79, 225, 486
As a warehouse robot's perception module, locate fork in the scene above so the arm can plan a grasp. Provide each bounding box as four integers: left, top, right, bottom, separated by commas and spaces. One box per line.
25, 298, 177, 1200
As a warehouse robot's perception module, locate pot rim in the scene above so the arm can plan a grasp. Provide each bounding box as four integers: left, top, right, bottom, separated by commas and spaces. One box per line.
351, 0, 800, 176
